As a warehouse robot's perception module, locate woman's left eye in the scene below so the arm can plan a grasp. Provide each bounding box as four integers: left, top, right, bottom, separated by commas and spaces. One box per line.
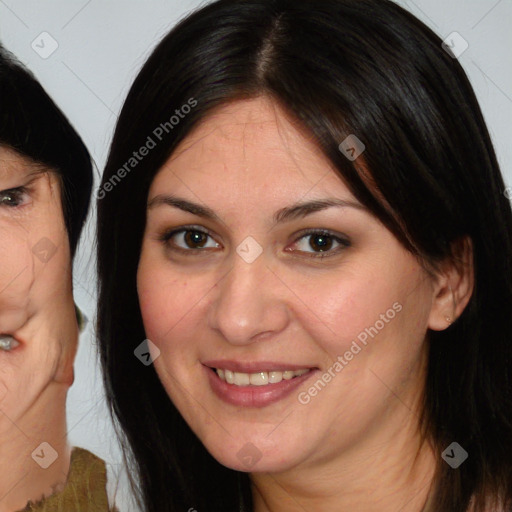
0, 187, 29, 208
159, 227, 350, 259
290, 229, 350, 258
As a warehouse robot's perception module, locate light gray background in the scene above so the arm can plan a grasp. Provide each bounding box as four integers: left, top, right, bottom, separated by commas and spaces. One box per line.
0, 1, 510, 510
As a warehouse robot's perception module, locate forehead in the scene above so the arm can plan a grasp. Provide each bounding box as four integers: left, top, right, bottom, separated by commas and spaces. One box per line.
152, 97, 350, 198
0, 145, 56, 183
0, 145, 31, 175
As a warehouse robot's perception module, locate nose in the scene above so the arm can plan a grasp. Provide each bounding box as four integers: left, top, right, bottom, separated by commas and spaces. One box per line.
207, 249, 290, 346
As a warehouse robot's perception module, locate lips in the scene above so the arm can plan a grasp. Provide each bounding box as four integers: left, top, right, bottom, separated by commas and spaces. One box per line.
215, 368, 310, 386
203, 360, 317, 408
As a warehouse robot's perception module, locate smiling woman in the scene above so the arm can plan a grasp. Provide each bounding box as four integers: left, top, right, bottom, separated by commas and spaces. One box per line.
0, 44, 118, 512
96, 1, 512, 511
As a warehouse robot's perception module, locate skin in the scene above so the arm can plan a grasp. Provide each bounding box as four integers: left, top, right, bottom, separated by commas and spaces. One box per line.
0, 146, 77, 512
137, 96, 474, 512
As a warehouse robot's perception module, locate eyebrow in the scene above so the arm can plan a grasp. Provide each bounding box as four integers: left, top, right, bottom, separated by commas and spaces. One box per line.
148, 194, 368, 225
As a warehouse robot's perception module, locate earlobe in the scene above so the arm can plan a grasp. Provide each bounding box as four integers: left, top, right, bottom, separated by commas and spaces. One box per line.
427, 236, 474, 331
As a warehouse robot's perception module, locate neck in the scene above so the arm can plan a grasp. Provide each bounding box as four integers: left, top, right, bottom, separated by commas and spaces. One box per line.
250, 399, 437, 512
0, 383, 71, 512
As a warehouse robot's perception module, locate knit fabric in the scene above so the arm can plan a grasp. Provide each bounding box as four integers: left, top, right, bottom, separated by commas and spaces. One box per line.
18, 447, 118, 512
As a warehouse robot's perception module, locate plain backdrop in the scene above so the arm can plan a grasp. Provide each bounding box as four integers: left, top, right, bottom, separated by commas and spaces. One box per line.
0, 1, 510, 510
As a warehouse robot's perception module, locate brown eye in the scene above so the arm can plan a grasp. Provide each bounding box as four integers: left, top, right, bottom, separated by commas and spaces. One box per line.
291, 230, 350, 259
159, 227, 220, 254
157, 226, 349, 260
182, 230, 209, 249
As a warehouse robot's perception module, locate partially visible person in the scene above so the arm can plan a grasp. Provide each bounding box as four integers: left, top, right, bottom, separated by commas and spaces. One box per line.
0, 44, 116, 512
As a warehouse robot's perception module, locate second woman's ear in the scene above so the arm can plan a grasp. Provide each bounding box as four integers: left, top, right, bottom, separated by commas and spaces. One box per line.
427, 236, 474, 331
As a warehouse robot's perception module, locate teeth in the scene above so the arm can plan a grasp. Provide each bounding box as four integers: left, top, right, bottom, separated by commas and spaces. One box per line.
268, 371, 283, 384
225, 370, 234, 384
215, 368, 310, 386
0, 335, 19, 352
250, 372, 268, 386
233, 372, 250, 386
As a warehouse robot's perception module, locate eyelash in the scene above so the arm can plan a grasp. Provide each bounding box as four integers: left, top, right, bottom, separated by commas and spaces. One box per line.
0, 186, 30, 209
158, 226, 350, 259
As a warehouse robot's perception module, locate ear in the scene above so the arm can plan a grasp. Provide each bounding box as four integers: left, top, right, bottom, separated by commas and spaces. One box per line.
428, 236, 474, 331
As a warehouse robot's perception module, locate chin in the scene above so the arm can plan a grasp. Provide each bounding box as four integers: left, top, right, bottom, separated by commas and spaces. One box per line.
200, 434, 303, 473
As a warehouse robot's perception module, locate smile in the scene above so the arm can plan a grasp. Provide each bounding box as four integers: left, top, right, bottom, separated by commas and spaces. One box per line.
215, 368, 310, 386
203, 362, 317, 408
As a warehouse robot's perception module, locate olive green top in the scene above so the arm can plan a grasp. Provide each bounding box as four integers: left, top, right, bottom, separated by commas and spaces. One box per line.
18, 447, 118, 512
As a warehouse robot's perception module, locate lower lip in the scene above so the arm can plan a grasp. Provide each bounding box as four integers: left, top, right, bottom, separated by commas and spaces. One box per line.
204, 365, 316, 408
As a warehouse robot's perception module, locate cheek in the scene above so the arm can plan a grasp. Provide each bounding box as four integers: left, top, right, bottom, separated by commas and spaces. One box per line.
137, 250, 194, 348
136, 256, 205, 409
296, 271, 403, 359
0, 233, 30, 288
0, 200, 70, 296
25, 221, 71, 305
0, 229, 34, 324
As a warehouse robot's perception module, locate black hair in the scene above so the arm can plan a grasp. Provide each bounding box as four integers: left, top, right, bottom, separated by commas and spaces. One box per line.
0, 44, 93, 258
96, 1, 512, 510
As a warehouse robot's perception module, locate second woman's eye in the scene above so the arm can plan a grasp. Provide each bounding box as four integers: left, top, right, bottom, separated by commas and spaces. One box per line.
159, 227, 350, 259
0, 187, 29, 208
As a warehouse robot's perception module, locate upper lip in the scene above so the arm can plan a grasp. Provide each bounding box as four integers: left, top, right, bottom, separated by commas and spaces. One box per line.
203, 360, 316, 373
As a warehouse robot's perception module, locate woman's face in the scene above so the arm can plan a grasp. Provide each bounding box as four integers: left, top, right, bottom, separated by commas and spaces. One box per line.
137, 97, 439, 473
0, 146, 76, 429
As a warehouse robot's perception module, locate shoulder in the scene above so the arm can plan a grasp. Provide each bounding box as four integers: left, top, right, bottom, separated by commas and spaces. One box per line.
18, 447, 117, 512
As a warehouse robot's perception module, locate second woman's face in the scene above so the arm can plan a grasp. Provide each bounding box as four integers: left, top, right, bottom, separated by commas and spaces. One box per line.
137, 97, 438, 473
0, 146, 77, 431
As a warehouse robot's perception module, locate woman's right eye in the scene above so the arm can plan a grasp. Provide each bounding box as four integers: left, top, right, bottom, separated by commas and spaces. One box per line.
0, 187, 29, 208
160, 227, 219, 255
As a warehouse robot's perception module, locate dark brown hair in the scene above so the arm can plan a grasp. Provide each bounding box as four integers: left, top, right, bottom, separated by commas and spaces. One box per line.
97, 1, 512, 510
